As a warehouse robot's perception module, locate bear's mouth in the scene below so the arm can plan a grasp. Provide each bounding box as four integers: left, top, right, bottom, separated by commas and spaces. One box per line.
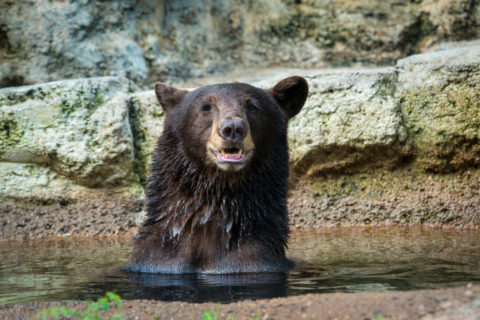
211, 147, 246, 164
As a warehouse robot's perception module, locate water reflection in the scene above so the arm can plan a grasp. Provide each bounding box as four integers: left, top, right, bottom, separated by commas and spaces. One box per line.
126, 272, 288, 303
0, 227, 479, 305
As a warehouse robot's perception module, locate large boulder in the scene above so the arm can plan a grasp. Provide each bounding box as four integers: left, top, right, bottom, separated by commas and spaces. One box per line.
0, 77, 140, 192
287, 42, 480, 228
284, 69, 409, 175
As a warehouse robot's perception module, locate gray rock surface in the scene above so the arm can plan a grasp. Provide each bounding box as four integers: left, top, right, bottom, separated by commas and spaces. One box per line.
283, 69, 408, 175
0, 0, 149, 87
1, 0, 479, 88
0, 77, 142, 201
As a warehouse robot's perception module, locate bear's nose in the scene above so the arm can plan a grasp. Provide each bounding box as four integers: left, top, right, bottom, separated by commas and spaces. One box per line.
219, 118, 247, 143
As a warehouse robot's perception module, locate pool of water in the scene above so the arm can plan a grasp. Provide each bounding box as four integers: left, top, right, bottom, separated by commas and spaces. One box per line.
1, 227, 479, 305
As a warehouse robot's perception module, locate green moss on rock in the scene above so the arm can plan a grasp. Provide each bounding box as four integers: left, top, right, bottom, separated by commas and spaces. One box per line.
57, 91, 105, 117
400, 79, 480, 172
128, 101, 149, 186
0, 112, 23, 150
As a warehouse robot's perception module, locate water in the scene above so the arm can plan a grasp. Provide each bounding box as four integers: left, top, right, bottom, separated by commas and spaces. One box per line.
1, 227, 479, 305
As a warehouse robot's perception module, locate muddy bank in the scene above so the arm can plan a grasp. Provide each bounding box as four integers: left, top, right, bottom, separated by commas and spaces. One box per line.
1, 284, 479, 320
0, 197, 142, 240
2, 167, 479, 241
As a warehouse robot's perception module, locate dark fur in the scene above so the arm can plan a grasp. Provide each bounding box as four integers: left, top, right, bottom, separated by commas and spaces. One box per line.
125, 77, 308, 274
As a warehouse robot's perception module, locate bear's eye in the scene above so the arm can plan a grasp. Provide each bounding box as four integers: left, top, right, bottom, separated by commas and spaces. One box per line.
246, 100, 260, 113
202, 104, 212, 112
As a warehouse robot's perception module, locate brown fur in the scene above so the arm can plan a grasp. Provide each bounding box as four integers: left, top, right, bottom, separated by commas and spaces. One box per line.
125, 76, 308, 274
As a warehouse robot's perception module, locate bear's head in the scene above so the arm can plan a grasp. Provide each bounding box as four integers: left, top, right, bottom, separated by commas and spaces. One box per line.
154, 76, 308, 172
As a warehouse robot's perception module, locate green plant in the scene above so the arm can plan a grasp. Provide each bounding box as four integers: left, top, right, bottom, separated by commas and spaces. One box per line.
202, 303, 239, 320
35, 292, 125, 320
202, 304, 260, 320
203, 304, 221, 320
372, 311, 387, 320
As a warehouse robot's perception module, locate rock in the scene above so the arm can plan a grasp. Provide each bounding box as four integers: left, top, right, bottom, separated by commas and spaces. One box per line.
397, 41, 480, 172
254, 69, 410, 176
1, 0, 479, 88
290, 69, 408, 175
0, 76, 145, 239
0, 0, 149, 87
0, 77, 142, 201
0, 162, 90, 202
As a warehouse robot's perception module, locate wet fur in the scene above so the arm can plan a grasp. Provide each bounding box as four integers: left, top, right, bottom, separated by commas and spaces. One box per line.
125, 78, 307, 274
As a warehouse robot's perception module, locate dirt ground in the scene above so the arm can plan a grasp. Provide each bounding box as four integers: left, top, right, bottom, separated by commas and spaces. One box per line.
0, 196, 143, 240
1, 284, 479, 320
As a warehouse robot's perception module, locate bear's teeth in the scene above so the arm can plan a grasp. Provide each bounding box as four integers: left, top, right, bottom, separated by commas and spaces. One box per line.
220, 149, 243, 157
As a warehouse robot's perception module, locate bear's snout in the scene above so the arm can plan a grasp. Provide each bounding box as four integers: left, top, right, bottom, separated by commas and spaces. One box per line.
208, 114, 254, 171
219, 118, 247, 143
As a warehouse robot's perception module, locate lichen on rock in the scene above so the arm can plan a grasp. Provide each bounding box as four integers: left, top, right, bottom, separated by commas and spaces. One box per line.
397, 43, 480, 172
0, 113, 23, 150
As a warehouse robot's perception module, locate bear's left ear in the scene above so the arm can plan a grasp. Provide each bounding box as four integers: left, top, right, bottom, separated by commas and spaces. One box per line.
154, 82, 189, 113
268, 76, 308, 119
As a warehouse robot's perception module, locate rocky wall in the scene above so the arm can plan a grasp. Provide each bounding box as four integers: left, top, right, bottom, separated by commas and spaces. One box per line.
1, 0, 479, 88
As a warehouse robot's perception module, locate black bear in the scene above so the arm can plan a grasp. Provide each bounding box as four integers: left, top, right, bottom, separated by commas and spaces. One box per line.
125, 76, 308, 273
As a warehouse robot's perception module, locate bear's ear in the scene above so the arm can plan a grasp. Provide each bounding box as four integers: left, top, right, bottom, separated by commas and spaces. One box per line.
268, 76, 308, 119
154, 83, 189, 113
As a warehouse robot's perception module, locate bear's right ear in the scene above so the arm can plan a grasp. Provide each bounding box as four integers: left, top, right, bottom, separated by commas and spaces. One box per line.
154, 83, 189, 113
